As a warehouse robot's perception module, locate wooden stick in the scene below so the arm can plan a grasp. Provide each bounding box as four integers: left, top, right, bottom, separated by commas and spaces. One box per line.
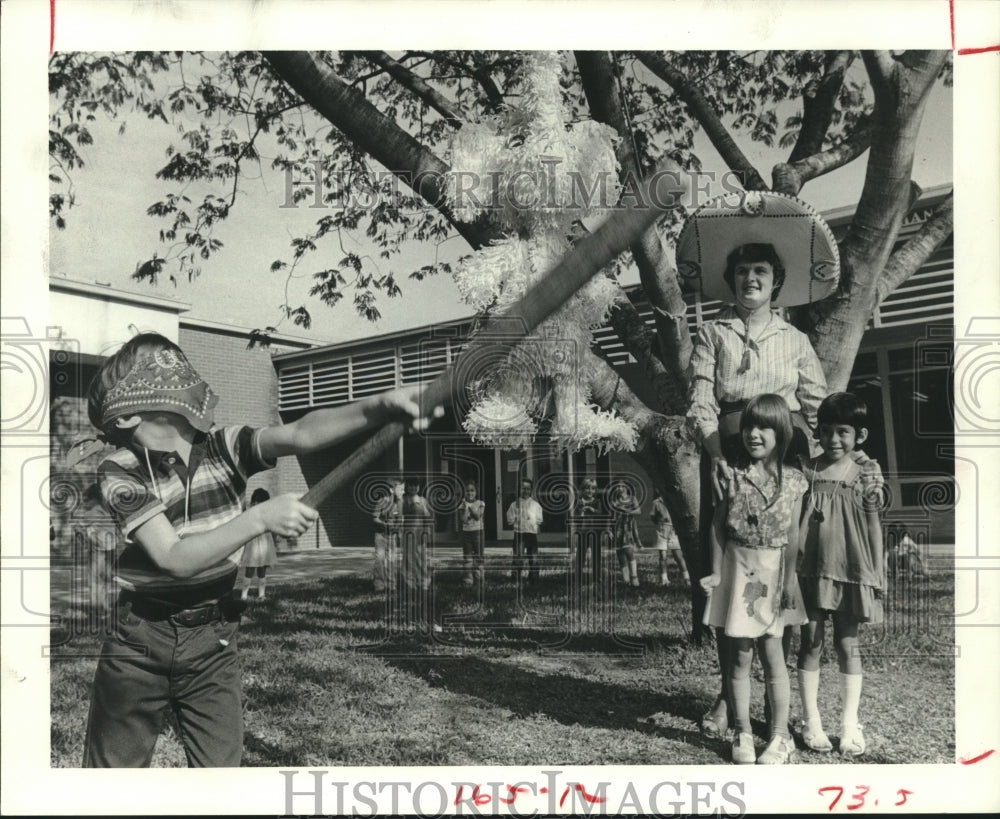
300, 169, 691, 509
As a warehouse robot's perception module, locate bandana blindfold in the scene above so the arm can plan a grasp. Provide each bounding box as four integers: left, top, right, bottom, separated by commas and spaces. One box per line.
101, 348, 218, 433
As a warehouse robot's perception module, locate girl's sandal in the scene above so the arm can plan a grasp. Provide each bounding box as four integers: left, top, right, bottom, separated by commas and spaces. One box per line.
800, 719, 833, 752
731, 732, 756, 764
757, 734, 796, 764
701, 698, 729, 738
840, 724, 867, 757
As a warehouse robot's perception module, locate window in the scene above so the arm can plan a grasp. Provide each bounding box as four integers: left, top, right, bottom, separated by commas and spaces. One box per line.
848, 334, 954, 536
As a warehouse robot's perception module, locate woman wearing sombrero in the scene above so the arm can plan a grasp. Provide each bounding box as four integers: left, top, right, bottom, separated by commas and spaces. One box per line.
677, 191, 840, 743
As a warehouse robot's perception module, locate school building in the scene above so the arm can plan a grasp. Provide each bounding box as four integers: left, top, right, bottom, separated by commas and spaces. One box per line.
47, 185, 954, 551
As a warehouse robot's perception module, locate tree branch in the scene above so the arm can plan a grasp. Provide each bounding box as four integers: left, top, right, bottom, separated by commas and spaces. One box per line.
788, 50, 855, 163
806, 50, 950, 391
771, 114, 873, 194
862, 50, 896, 102
605, 283, 685, 415
263, 51, 499, 251
876, 192, 953, 305
575, 50, 693, 403
469, 52, 506, 113
634, 51, 768, 191
404, 51, 505, 112
356, 51, 464, 126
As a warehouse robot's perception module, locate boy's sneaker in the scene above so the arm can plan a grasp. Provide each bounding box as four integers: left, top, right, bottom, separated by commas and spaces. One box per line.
731, 732, 756, 764
840, 724, 866, 757
757, 735, 796, 764
800, 719, 833, 752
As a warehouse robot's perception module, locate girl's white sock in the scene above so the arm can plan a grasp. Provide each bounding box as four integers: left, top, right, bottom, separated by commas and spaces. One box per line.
797, 667, 822, 725
840, 672, 863, 728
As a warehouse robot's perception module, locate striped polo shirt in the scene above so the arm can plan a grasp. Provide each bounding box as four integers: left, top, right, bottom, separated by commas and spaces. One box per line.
97, 425, 275, 599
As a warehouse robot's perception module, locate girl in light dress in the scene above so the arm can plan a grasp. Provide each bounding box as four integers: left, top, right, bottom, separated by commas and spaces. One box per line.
611, 481, 643, 587
457, 480, 486, 586
649, 489, 690, 586
796, 392, 886, 757
241, 488, 278, 601
701, 394, 809, 764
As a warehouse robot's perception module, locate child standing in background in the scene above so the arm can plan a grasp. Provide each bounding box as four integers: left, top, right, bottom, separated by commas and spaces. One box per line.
507, 478, 544, 583
796, 393, 886, 757
457, 480, 486, 586
571, 477, 606, 583
701, 394, 809, 765
611, 481, 642, 588
240, 489, 278, 601
649, 489, 690, 586
372, 476, 404, 593
400, 476, 438, 634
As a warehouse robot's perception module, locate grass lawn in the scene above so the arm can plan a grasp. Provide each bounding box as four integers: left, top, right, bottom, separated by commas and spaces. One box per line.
50, 553, 954, 767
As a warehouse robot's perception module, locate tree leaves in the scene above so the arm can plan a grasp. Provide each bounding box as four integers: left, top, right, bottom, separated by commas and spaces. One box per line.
48, 49, 946, 335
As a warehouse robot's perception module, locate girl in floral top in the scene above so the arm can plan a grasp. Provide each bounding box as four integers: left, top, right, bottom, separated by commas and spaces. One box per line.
701, 394, 809, 765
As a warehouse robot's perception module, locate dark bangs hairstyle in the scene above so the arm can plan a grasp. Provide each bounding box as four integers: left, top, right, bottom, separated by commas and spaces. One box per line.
817, 391, 870, 435
739, 393, 794, 495
724, 243, 786, 302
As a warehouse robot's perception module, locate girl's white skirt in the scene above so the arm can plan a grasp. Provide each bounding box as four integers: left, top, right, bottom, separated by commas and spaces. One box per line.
704, 543, 807, 638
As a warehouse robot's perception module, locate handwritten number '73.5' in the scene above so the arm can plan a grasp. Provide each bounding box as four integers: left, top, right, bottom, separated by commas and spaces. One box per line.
819, 785, 913, 810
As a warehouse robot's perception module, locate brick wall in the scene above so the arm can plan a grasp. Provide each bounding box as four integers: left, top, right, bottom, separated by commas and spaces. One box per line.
178, 324, 332, 549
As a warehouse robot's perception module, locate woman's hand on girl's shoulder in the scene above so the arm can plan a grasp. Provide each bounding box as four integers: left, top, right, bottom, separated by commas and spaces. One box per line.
859, 460, 885, 508
859, 457, 883, 481
711, 457, 735, 502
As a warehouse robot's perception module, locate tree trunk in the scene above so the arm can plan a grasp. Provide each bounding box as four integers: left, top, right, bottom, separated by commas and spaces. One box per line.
575, 51, 693, 406
804, 51, 948, 391
584, 349, 705, 639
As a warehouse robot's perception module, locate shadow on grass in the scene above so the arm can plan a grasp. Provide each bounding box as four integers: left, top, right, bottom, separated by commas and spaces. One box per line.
381, 652, 725, 756
234, 574, 727, 756
239, 573, 694, 649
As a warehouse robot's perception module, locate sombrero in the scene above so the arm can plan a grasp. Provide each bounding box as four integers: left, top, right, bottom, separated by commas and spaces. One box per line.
675, 190, 840, 307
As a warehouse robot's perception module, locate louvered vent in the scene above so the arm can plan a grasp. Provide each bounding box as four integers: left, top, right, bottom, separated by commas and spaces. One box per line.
276, 202, 951, 412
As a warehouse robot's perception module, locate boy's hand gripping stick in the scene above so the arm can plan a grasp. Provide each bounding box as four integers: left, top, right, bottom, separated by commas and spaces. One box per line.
299, 169, 692, 510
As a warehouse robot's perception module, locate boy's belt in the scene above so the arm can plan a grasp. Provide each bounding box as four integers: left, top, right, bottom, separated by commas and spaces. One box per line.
120, 593, 241, 626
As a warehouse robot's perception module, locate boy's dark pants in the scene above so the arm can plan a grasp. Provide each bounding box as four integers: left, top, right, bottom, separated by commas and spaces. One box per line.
512, 532, 539, 581
83, 602, 242, 767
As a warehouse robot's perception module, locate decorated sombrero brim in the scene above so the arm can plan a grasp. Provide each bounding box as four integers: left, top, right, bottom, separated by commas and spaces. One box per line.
675, 191, 840, 307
